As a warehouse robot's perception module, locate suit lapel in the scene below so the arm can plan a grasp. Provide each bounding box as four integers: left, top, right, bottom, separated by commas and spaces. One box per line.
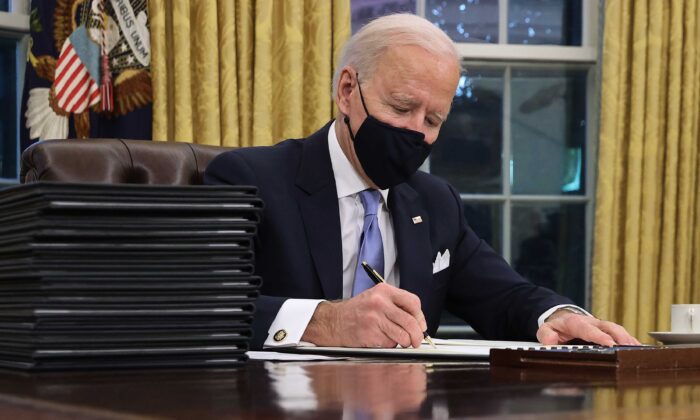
296, 123, 344, 300
389, 184, 434, 315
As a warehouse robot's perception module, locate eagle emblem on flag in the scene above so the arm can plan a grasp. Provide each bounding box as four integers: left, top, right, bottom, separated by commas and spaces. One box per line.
24, 0, 151, 141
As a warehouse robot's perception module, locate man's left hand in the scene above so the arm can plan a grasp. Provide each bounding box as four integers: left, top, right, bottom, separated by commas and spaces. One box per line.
536, 310, 640, 346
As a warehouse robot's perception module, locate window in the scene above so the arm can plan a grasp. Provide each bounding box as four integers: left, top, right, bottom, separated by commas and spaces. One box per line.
351, 0, 417, 32
425, 0, 583, 45
431, 62, 592, 305
351, 0, 598, 332
0, 0, 29, 184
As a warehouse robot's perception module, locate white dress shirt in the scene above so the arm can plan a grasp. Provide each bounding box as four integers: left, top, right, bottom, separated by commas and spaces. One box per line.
264, 121, 398, 347
263, 121, 588, 347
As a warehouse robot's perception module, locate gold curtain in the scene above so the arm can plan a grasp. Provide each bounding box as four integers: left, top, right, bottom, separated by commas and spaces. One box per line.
593, 0, 700, 341
592, 385, 700, 417
149, 0, 350, 146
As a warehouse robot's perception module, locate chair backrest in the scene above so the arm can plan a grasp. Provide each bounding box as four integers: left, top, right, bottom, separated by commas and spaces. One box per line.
21, 139, 234, 185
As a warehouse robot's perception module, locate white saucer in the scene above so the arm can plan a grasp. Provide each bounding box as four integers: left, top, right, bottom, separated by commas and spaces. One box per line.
648, 331, 700, 344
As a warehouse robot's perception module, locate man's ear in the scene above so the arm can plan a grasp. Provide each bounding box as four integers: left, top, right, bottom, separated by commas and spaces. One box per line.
336, 67, 355, 115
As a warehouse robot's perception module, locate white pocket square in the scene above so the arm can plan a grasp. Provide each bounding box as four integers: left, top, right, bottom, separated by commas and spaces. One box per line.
432, 249, 450, 274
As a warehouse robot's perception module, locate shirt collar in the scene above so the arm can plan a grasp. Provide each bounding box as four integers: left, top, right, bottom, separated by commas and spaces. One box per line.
328, 120, 389, 205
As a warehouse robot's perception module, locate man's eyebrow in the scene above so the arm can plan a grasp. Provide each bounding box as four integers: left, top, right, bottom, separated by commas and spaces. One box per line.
389, 93, 419, 106
389, 93, 449, 122
431, 111, 447, 123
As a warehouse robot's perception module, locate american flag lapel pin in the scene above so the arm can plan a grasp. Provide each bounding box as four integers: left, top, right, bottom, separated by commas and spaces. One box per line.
412, 216, 423, 224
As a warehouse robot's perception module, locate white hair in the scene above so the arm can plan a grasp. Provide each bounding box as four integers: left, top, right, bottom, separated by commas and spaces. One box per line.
332, 13, 460, 99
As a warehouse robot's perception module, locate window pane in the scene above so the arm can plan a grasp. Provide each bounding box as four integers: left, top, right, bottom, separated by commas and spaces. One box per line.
0, 37, 17, 180
0, 0, 8, 12
351, 0, 416, 33
511, 203, 586, 306
508, 0, 582, 45
430, 67, 503, 193
426, 0, 499, 43
464, 201, 502, 254
510, 67, 588, 195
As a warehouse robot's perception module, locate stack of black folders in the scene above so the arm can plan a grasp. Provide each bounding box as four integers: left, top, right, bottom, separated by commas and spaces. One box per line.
0, 182, 263, 370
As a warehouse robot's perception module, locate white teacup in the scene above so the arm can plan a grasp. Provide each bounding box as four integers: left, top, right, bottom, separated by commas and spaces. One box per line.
671, 304, 700, 333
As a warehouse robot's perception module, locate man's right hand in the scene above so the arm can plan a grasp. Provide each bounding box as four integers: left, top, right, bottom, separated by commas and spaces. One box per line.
301, 283, 427, 348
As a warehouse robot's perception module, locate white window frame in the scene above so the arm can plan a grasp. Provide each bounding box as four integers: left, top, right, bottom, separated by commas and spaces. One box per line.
418, 0, 599, 310
0, 0, 30, 184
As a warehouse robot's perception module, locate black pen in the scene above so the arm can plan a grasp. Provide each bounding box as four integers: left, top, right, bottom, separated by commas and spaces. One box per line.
361, 261, 437, 349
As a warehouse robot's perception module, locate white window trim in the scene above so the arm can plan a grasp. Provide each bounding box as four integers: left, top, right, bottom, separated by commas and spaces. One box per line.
0, 0, 30, 29
0, 12, 29, 33
455, 44, 596, 63
9, 0, 29, 13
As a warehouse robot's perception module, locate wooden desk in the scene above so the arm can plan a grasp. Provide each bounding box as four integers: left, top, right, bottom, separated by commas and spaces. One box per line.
0, 359, 699, 418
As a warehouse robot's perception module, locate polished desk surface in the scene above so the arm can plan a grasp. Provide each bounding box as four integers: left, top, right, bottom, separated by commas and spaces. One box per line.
1, 357, 700, 419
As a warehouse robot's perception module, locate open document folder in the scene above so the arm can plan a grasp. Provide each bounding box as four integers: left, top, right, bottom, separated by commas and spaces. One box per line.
270, 338, 543, 360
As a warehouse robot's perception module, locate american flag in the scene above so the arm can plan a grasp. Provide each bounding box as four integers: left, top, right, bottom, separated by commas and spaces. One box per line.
53, 25, 101, 113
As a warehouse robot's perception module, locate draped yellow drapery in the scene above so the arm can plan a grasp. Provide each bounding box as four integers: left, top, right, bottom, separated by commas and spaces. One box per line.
593, 0, 700, 341
593, 385, 700, 417
149, 0, 350, 146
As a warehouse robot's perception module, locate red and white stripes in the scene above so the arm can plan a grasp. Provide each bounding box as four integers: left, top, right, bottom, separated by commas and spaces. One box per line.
54, 41, 101, 113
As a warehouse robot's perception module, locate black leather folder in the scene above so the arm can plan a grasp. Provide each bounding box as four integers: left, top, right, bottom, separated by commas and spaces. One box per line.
0, 182, 262, 370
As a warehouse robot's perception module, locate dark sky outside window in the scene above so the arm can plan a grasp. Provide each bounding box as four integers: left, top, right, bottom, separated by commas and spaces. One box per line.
351, 0, 416, 33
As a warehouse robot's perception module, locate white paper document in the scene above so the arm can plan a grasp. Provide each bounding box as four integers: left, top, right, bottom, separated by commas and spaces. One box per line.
247, 351, 348, 361
284, 338, 542, 360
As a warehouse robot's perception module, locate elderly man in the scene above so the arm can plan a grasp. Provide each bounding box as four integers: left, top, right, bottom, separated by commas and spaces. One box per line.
205, 14, 638, 350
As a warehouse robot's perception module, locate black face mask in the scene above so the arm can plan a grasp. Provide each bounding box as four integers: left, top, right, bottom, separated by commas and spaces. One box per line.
343, 74, 432, 189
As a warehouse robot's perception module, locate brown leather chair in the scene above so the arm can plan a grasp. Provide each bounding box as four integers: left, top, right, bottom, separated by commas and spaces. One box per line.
21, 139, 234, 185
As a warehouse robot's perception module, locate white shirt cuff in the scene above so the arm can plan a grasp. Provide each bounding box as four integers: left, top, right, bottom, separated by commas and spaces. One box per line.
263, 299, 325, 348
538, 304, 593, 327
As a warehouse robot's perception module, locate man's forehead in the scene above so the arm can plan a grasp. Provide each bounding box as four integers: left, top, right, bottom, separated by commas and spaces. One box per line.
373, 46, 459, 82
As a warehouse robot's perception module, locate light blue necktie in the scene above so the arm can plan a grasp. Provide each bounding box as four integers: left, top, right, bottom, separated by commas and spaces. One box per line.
352, 190, 384, 296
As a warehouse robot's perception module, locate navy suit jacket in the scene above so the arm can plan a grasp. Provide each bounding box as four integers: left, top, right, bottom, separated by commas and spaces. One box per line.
204, 122, 573, 349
